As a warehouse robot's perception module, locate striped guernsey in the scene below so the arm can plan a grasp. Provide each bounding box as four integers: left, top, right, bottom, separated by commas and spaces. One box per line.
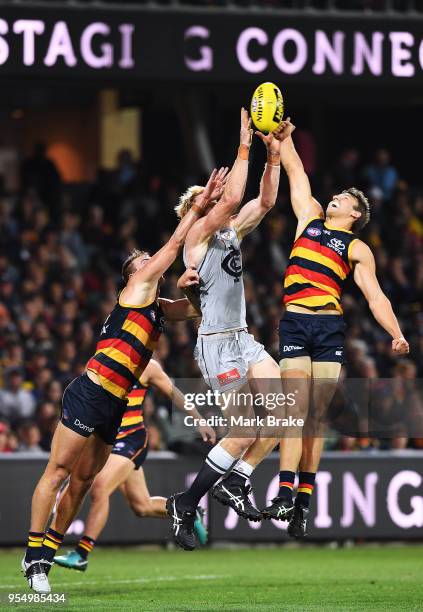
283, 217, 357, 314
116, 382, 147, 440
87, 300, 164, 400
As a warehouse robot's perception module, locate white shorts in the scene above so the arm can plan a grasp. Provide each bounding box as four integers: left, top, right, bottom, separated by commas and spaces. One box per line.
194, 329, 270, 392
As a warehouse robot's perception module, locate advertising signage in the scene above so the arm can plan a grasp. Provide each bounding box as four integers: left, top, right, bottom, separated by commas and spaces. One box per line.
0, 6, 422, 83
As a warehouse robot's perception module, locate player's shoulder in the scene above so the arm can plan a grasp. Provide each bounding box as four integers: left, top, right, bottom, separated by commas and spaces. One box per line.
348, 238, 373, 264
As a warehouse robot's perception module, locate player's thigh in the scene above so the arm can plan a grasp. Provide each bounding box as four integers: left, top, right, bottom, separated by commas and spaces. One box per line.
92, 452, 134, 497
71, 433, 112, 483
121, 467, 151, 507
248, 356, 280, 380
47, 422, 89, 475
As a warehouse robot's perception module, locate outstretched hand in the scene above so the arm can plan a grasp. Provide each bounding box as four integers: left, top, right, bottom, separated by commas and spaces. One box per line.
272, 117, 296, 142
202, 166, 229, 202
240, 107, 253, 147
255, 131, 281, 153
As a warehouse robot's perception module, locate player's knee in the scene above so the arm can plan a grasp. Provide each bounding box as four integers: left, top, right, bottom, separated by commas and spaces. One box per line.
45, 462, 72, 490
232, 436, 256, 454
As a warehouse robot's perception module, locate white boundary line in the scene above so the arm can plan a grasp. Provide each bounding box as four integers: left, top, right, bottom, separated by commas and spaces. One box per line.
0, 574, 222, 590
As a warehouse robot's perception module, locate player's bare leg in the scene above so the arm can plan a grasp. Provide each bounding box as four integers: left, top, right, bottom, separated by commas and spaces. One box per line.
121, 468, 167, 517
262, 357, 311, 521
51, 434, 111, 537
287, 361, 341, 538
22, 423, 91, 593
55, 453, 134, 571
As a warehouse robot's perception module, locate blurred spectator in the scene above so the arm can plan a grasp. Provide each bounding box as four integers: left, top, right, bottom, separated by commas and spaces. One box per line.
16, 421, 44, 454
0, 420, 13, 453
0, 369, 36, 422
20, 142, 62, 214
364, 148, 399, 201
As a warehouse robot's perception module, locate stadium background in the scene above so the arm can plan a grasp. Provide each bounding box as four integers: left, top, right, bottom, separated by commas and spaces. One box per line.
0, 0, 422, 556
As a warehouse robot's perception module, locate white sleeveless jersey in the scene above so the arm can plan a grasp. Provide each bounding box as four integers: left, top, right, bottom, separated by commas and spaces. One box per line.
184, 227, 246, 334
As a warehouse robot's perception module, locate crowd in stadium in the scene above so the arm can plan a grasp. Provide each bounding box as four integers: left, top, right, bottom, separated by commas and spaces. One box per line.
0, 138, 421, 456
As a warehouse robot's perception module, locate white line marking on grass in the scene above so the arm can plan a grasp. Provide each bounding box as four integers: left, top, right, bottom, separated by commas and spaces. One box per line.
0, 574, 222, 590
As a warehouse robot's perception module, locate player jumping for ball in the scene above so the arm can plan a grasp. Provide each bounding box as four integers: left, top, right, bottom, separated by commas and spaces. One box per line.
261, 119, 409, 537
22, 168, 225, 593
54, 358, 214, 571
167, 108, 290, 551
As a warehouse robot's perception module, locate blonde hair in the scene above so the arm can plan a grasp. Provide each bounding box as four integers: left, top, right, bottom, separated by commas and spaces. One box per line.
174, 185, 204, 219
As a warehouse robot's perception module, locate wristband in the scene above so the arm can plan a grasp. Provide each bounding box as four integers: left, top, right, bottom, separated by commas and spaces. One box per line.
191, 204, 205, 216
238, 144, 250, 160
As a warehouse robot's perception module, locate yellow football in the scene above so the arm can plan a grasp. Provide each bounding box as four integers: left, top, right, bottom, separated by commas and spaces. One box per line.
250, 82, 284, 133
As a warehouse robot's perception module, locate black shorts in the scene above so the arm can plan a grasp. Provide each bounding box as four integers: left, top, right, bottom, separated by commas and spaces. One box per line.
61, 374, 127, 445
111, 428, 149, 470
279, 311, 346, 363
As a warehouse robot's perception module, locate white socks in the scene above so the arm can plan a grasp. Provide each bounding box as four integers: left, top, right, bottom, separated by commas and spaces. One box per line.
205, 444, 236, 475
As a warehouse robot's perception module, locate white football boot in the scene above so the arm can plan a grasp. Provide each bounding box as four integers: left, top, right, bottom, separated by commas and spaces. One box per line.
21, 557, 52, 593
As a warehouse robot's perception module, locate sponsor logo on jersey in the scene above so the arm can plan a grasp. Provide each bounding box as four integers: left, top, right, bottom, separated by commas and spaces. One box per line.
283, 345, 304, 352
328, 237, 346, 256
114, 442, 125, 450
74, 418, 94, 433
306, 227, 322, 237
335, 349, 343, 356
323, 229, 331, 235
221, 246, 242, 282
217, 368, 241, 386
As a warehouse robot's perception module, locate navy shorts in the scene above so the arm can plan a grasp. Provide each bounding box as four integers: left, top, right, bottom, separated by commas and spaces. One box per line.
111, 428, 149, 470
61, 374, 127, 445
279, 311, 346, 363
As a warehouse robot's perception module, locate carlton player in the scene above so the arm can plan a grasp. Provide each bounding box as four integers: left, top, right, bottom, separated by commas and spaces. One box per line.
167, 109, 285, 551
22, 167, 226, 593
262, 119, 409, 537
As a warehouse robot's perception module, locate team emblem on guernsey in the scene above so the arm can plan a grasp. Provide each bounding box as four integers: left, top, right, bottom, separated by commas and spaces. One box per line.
306, 227, 321, 237
222, 246, 242, 282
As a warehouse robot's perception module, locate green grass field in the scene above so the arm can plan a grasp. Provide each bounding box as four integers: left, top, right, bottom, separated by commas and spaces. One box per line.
1, 546, 423, 611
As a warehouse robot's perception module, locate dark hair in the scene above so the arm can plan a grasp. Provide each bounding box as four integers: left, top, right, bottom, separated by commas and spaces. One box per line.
121, 249, 149, 283
343, 187, 370, 233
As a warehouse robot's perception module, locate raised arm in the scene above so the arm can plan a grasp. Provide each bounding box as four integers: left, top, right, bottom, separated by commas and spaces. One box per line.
134, 167, 226, 284
232, 131, 281, 240
142, 359, 216, 443
351, 240, 409, 354
189, 108, 253, 244
273, 119, 323, 236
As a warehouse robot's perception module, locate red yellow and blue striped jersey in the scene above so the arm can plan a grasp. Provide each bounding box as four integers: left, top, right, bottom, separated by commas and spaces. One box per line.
87, 300, 164, 400
283, 218, 357, 314
116, 382, 148, 440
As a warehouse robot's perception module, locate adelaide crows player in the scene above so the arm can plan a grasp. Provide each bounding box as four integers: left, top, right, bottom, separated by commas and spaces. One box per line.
261, 119, 409, 536
22, 167, 226, 593
167, 109, 287, 551
54, 359, 214, 571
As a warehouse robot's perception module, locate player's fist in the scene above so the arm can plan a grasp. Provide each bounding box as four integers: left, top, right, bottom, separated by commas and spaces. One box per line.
392, 337, 409, 355
272, 117, 296, 142
198, 424, 217, 445
177, 268, 199, 290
